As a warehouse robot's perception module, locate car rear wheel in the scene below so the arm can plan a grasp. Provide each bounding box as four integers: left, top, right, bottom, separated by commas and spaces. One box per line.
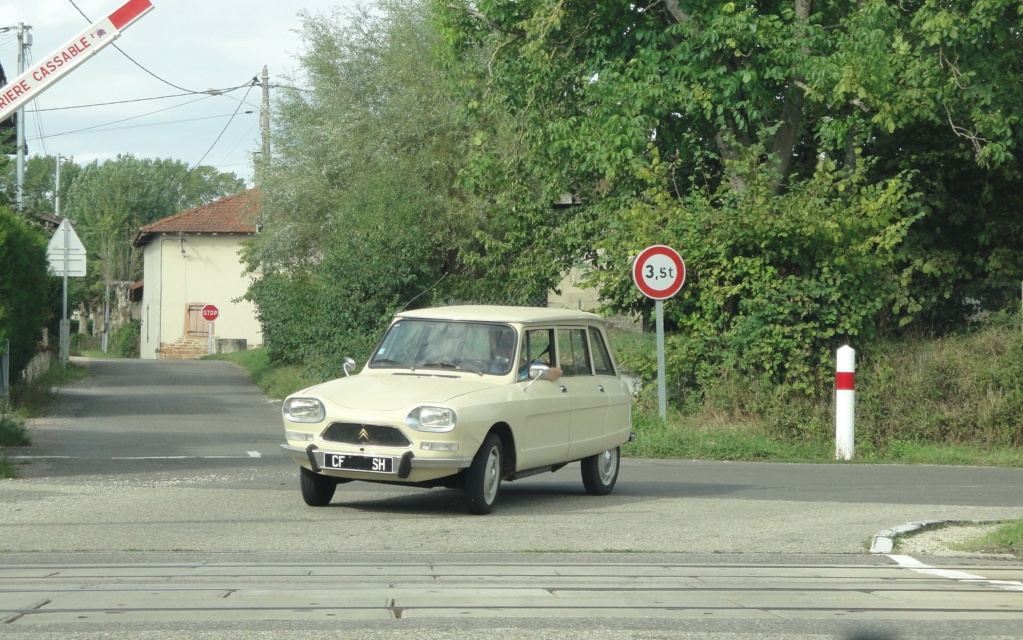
300, 466, 337, 506
581, 446, 620, 496
464, 433, 503, 515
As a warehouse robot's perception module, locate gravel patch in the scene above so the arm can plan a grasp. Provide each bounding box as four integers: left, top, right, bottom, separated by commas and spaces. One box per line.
895, 521, 1015, 558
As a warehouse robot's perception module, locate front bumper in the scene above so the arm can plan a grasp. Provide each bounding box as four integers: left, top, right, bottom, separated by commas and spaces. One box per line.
280, 444, 473, 479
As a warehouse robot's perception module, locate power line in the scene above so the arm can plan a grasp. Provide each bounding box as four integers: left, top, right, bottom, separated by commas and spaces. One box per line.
65, 0, 201, 93
36, 94, 216, 139
189, 81, 257, 171
30, 83, 256, 112
31, 111, 258, 142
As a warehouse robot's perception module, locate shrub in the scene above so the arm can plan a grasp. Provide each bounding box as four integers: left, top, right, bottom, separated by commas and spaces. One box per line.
0, 207, 51, 377
111, 320, 141, 358
0, 414, 30, 446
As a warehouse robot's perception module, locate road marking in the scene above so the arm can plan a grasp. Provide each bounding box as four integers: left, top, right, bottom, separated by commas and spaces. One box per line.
888, 554, 1023, 592
247, 451, 261, 458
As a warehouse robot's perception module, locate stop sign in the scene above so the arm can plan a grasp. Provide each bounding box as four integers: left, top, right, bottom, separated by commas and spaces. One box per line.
201, 304, 219, 322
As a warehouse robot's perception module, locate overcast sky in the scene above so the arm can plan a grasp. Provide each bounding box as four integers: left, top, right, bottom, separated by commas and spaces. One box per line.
0, 0, 359, 186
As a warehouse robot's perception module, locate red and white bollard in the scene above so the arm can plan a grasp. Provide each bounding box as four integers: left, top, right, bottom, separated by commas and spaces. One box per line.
835, 345, 855, 460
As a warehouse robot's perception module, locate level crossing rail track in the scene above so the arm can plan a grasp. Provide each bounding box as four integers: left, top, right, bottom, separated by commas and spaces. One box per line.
2, 555, 1023, 630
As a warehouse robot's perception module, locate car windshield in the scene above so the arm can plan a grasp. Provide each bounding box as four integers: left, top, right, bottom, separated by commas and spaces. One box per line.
369, 320, 518, 375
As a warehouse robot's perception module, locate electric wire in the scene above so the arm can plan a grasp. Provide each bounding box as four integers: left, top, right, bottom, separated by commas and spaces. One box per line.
30, 111, 257, 142
188, 81, 257, 171
65, 0, 201, 93
34, 94, 215, 140
29, 3, 270, 176
30, 83, 256, 112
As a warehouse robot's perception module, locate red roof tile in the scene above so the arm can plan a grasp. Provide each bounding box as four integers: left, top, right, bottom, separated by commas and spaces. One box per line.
133, 189, 261, 247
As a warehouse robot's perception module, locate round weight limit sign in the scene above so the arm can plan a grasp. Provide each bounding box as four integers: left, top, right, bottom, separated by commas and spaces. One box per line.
632, 245, 686, 419
632, 245, 685, 300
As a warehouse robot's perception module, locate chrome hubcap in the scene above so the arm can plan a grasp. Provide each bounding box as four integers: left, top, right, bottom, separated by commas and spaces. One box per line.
598, 449, 618, 483
483, 446, 500, 503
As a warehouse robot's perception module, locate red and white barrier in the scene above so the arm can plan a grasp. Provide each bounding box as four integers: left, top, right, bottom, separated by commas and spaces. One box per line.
835, 345, 855, 460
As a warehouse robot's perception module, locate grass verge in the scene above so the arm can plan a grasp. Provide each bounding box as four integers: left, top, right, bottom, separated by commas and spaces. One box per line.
9, 361, 91, 418
0, 414, 30, 479
203, 349, 321, 401
1, 361, 90, 479
955, 521, 1023, 558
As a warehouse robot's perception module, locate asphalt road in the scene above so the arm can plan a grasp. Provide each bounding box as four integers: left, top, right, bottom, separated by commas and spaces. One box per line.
1, 356, 1022, 637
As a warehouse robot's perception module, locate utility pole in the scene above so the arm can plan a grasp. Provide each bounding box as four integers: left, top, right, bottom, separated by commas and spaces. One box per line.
56, 154, 70, 365
15, 23, 31, 212
258, 65, 270, 180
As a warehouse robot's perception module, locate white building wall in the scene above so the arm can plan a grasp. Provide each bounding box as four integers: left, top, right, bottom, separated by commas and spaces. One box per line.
139, 234, 262, 359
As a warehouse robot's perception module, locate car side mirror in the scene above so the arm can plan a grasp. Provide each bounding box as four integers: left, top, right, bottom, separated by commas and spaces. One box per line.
522, 363, 550, 390
342, 357, 356, 377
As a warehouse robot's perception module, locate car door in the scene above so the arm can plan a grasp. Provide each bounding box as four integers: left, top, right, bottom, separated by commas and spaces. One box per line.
555, 326, 614, 460
587, 325, 632, 446
515, 327, 572, 469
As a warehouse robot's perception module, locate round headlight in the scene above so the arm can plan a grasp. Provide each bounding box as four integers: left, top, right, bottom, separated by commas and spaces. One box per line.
405, 406, 457, 432
283, 397, 325, 423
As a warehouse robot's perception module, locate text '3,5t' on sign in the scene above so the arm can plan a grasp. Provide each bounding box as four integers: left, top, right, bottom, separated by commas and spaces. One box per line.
632, 245, 686, 300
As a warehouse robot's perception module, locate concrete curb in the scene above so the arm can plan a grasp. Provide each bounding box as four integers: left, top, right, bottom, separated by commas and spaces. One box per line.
870, 518, 1008, 554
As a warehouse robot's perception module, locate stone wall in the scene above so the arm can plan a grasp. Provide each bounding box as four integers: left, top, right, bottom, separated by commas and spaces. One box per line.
158, 335, 210, 360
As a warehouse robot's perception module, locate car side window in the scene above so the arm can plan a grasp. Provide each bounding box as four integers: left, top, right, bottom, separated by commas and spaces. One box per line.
557, 328, 592, 377
521, 328, 555, 380
588, 327, 616, 376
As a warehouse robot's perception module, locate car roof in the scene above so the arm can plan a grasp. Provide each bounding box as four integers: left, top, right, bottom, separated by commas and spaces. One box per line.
395, 305, 605, 325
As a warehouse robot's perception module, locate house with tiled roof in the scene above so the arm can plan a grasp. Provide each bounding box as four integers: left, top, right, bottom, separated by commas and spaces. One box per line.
132, 189, 263, 359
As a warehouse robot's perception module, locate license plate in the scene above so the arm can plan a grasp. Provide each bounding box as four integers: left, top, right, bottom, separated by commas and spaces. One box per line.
321, 452, 394, 474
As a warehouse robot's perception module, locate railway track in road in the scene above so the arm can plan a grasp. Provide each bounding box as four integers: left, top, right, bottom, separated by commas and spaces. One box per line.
2, 557, 1023, 628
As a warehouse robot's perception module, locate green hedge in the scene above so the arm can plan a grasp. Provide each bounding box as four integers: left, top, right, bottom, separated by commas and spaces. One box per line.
0, 208, 51, 377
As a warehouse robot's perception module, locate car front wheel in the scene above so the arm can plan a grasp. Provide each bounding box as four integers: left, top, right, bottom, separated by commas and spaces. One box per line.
464, 433, 503, 515
300, 466, 337, 506
581, 446, 620, 496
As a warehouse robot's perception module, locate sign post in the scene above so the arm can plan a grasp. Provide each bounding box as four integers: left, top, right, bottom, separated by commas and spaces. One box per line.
201, 304, 219, 355
632, 245, 686, 418
46, 219, 87, 365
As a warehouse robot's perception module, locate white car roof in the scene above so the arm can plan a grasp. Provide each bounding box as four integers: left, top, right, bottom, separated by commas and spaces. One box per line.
395, 305, 605, 325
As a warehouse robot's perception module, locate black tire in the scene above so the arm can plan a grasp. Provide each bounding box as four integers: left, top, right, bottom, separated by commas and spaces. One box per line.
464, 433, 503, 515
300, 466, 337, 507
581, 446, 620, 496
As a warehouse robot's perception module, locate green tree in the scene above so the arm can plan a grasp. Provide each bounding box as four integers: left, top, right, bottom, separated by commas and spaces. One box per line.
0, 207, 50, 376
438, 0, 1023, 391
65, 155, 244, 286
0, 155, 84, 215
245, 0, 480, 375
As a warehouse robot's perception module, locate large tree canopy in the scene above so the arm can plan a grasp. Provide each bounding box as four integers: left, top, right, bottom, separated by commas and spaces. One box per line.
244, 0, 482, 376
437, 0, 1023, 388
64, 155, 244, 285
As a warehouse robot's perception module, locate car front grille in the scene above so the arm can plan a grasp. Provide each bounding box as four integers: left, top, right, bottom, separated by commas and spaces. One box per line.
321, 423, 412, 448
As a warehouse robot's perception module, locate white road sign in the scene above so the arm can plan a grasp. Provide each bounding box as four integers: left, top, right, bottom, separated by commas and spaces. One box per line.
47, 219, 87, 277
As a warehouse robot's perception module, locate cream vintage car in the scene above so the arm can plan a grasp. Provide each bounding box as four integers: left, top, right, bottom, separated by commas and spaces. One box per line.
279, 305, 634, 514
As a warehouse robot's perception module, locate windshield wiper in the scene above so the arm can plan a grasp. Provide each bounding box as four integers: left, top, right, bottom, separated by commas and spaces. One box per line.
416, 362, 459, 369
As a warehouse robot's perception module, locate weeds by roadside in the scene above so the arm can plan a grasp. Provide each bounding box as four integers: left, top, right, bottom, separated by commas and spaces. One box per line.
0, 403, 29, 479
203, 349, 320, 401
956, 520, 1023, 557
9, 361, 90, 418
0, 361, 89, 479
